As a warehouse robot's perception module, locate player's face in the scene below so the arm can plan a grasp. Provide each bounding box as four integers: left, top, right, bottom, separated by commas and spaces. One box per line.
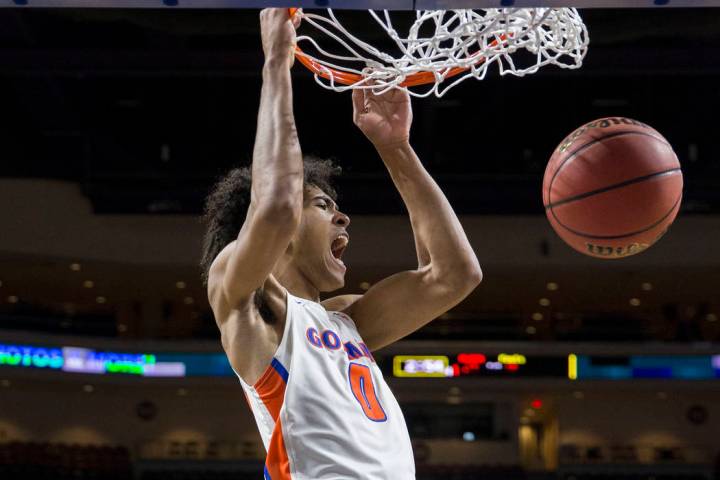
290, 185, 350, 292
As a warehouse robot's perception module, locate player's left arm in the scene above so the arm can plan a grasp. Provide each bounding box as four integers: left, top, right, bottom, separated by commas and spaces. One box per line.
335, 88, 482, 351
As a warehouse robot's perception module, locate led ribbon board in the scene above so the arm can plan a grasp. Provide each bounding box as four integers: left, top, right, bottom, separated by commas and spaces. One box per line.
572, 355, 720, 380
393, 355, 450, 377
5, 343, 718, 380
0, 344, 63, 369
0, 343, 187, 377
393, 353, 720, 379
392, 353, 561, 378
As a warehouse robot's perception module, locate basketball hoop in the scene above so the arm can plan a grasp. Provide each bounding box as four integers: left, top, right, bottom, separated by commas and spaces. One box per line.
289, 7, 589, 97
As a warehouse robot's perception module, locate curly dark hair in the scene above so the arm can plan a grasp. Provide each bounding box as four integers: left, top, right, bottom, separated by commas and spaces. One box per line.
200, 155, 341, 288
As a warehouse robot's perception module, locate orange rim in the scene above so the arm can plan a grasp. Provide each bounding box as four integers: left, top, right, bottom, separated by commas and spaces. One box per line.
288, 8, 503, 88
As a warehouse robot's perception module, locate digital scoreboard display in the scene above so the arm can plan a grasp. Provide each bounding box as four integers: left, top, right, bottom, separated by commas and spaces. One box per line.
572, 354, 720, 380
392, 353, 720, 380
3, 342, 719, 381
0, 343, 234, 378
391, 353, 568, 378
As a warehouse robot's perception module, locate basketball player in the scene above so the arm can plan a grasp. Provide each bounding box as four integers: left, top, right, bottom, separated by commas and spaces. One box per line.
200, 9, 482, 479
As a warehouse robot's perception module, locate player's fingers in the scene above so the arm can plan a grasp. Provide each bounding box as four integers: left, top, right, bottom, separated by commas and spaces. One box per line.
377, 88, 396, 101
263, 8, 285, 25
260, 8, 282, 28
352, 89, 366, 116
290, 8, 303, 28
367, 93, 385, 109
374, 88, 406, 104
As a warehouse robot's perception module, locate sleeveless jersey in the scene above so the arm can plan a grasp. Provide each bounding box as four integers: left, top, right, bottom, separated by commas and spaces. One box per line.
236, 291, 415, 480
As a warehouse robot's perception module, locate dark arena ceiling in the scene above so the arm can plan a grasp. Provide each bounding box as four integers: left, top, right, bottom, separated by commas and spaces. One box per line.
0, 6, 719, 344
0, 7, 719, 215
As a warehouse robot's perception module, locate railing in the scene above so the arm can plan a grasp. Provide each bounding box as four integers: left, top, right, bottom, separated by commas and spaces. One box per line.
559, 443, 714, 465
136, 439, 261, 461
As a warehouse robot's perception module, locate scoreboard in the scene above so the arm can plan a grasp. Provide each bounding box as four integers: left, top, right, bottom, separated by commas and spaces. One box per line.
391, 353, 567, 378
2, 342, 719, 381
390, 353, 720, 380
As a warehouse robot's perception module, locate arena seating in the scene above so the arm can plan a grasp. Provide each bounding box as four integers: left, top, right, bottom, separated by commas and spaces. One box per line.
138, 464, 527, 480
416, 464, 527, 480
0, 442, 529, 480
0, 442, 132, 480
2, 441, 710, 480
562, 475, 708, 480
140, 471, 257, 480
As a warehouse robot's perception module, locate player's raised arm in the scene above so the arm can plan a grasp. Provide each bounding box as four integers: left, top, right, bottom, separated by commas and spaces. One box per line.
346, 88, 482, 350
219, 9, 303, 308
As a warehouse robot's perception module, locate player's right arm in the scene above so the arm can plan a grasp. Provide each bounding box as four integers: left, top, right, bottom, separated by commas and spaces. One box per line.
218, 9, 303, 308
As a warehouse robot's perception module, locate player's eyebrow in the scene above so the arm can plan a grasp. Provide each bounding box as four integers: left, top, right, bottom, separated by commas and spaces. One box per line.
312, 195, 338, 211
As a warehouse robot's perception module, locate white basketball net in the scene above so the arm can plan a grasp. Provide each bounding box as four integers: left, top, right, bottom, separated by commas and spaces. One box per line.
295, 8, 589, 97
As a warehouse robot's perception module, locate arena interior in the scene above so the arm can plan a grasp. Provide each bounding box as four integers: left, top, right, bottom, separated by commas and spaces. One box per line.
1, 4, 719, 480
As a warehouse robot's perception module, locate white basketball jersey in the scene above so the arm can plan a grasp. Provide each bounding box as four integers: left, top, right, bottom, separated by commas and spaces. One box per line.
236, 291, 415, 480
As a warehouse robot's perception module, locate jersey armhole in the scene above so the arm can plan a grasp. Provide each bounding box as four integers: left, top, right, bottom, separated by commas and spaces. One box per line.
330, 310, 360, 331
234, 287, 293, 389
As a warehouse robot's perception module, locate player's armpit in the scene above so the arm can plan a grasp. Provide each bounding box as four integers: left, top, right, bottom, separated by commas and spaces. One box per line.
208, 263, 289, 383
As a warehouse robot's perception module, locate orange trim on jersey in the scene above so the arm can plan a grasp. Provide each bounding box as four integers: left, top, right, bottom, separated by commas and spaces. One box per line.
254, 359, 292, 478
254, 359, 288, 422
265, 418, 292, 480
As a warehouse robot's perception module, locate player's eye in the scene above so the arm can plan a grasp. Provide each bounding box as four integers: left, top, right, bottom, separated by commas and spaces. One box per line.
316, 202, 328, 210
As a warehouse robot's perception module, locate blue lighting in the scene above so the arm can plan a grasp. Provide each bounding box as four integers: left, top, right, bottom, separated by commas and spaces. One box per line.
578, 355, 720, 380
0, 344, 63, 369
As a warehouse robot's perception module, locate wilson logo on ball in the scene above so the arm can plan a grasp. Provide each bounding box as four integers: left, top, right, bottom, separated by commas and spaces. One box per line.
558, 117, 653, 153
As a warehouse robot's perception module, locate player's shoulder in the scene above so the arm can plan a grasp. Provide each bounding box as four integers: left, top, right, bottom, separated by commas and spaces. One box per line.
206, 241, 235, 309
209, 240, 236, 276
321, 294, 363, 313
207, 240, 285, 320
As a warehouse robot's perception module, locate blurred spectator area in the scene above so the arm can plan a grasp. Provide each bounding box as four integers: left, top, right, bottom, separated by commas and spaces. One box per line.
1, 306, 719, 343
559, 443, 713, 465
0, 440, 715, 480
0, 441, 132, 480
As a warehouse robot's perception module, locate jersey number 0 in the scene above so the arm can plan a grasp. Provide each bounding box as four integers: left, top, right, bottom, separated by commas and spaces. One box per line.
348, 363, 387, 422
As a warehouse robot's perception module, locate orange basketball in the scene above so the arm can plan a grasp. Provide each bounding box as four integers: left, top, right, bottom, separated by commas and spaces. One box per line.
542, 117, 683, 259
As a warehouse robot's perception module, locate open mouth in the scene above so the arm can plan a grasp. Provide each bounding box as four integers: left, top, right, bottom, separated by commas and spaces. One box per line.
330, 234, 349, 267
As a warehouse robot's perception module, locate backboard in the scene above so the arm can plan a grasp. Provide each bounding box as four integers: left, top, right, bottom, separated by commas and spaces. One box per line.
1, 0, 719, 8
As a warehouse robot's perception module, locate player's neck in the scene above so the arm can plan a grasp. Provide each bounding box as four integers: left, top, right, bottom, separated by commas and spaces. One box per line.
274, 266, 320, 304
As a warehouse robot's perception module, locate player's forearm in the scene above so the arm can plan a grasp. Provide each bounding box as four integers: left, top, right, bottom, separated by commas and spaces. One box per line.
250, 61, 303, 212
376, 142, 481, 282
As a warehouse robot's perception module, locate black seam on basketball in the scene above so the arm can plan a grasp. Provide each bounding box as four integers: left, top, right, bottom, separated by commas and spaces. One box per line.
550, 193, 682, 240
545, 168, 682, 209
546, 130, 673, 207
